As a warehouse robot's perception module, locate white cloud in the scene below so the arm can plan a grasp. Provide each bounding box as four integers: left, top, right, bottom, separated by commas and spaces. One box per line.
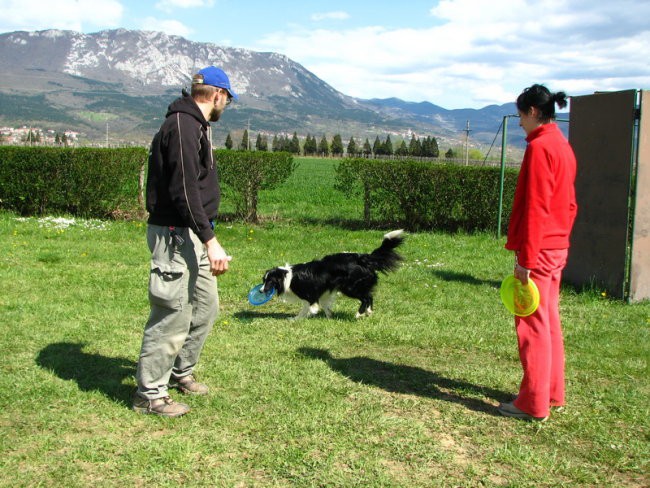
311, 11, 350, 22
1, 0, 648, 109
140, 17, 193, 38
155, 0, 214, 14
0, 0, 123, 32
254, 0, 650, 108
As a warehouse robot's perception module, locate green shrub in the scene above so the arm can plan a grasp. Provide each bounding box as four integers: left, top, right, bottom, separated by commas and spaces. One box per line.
0, 147, 146, 218
335, 158, 518, 233
217, 150, 297, 222
0, 147, 296, 223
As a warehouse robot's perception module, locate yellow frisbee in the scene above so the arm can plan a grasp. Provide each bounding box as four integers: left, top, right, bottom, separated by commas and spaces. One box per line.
500, 275, 540, 317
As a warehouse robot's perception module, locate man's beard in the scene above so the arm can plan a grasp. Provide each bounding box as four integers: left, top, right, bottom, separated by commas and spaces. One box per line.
209, 107, 223, 122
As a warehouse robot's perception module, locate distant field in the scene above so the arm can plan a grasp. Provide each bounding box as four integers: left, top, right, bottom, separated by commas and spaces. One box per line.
0, 157, 647, 487
221, 156, 362, 224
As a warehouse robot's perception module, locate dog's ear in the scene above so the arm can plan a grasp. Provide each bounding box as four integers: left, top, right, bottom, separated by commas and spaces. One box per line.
264, 268, 279, 279
263, 267, 284, 284
274, 268, 289, 284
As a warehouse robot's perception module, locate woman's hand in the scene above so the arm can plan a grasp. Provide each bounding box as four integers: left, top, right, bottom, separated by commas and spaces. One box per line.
514, 262, 530, 285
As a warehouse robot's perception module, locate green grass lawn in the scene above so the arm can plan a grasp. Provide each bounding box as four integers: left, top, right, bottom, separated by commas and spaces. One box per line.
0, 158, 648, 487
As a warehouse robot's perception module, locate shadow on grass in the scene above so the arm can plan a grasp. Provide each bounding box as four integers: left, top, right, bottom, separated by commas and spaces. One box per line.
36, 342, 136, 407
234, 310, 357, 321
298, 347, 510, 416
432, 269, 501, 288
234, 310, 296, 320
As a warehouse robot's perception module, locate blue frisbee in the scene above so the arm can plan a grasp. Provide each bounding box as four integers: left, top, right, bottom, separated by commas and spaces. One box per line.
248, 283, 275, 306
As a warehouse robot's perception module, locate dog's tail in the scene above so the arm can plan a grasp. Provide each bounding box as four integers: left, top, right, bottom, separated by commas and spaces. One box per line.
368, 229, 404, 273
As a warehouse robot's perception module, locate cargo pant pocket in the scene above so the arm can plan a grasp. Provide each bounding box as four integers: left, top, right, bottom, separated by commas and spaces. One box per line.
149, 261, 186, 310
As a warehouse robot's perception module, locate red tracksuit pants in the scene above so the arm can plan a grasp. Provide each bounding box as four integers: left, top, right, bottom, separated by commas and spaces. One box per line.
512, 248, 568, 418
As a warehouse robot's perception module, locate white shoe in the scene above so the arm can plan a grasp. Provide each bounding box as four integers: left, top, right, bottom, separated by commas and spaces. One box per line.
497, 402, 547, 421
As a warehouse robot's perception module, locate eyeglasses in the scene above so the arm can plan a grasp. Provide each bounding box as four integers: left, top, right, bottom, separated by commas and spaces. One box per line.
219, 88, 232, 105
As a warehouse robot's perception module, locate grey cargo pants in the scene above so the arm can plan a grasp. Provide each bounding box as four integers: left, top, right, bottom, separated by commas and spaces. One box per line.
135, 224, 219, 400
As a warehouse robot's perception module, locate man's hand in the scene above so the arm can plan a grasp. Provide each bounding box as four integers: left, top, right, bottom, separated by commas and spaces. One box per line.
205, 237, 232, 276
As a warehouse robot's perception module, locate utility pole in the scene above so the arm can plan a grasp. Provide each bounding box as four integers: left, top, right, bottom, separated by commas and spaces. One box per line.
464, 120, 471, 165
106, 121, 109, 148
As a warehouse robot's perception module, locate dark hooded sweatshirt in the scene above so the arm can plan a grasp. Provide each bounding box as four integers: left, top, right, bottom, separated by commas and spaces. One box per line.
146, 93, 219, 243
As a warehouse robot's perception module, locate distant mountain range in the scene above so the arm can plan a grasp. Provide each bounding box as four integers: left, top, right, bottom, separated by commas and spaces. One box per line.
0, 29, 531, 153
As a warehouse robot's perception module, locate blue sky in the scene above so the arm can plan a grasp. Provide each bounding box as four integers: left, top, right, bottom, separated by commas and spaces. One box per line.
1, 0, 649, 109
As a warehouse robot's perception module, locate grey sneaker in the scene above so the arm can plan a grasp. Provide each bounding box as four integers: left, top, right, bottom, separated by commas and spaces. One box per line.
132, 394, 190, 417
169, 374, 209, 395
497, 402, 548, 422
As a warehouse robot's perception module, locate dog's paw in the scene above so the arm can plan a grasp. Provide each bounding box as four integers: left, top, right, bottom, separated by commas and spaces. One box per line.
355, 307, 373, 319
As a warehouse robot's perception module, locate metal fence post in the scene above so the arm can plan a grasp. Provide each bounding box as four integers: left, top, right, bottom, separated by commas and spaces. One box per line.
497, 115, 509, 239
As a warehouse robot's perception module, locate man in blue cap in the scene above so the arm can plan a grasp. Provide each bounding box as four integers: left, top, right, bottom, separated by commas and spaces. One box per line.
133, 66, 238, 417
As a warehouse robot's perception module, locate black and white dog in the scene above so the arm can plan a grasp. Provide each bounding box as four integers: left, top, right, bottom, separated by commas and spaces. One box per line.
261, 230, 404, 319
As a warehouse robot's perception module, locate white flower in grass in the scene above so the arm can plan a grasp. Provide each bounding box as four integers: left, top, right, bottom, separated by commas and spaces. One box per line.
17, 216, 109, 231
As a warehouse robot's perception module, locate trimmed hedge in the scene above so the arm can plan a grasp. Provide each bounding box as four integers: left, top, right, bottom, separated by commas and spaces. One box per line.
0, 147, 297, 223
0, 148, 516, 233
217, 150, 297, 222
0, 147, 146, 218
335, 158, 519, 233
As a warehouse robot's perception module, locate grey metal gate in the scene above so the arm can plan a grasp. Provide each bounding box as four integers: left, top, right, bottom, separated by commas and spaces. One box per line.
564, 89, 649, 301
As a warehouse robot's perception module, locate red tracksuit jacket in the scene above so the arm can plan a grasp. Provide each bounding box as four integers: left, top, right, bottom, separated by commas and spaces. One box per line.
506, 123, 578, 269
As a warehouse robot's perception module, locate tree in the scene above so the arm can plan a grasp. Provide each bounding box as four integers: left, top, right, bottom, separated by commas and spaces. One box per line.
255, 133, 268, 151
225, 133, 233, 150
318, 136, 329, 156
240, 129, 250, 151
362, 138, 372, 157
395, 140, 408, 157
289, 132, 301, 154
383, 135, 393, 156
420, 136, 439, 157
304, 134, 317, 155
23, 129, 38, 145
272, 134, 290, 152
468, 148, 484, 160
331, 134, 344, 156
282, 135, 290, 152
429, 136, 439, 157
372, 136, 382, 156
445, 148, 457, 158
409, 135, 421, 157
347, 137, 357, 157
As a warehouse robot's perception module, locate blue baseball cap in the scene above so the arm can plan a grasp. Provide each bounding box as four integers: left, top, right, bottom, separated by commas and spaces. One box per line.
195, 66, 238, 101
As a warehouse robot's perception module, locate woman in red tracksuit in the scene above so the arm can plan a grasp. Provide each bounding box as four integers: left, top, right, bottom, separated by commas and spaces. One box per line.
499, 84, 578, 421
